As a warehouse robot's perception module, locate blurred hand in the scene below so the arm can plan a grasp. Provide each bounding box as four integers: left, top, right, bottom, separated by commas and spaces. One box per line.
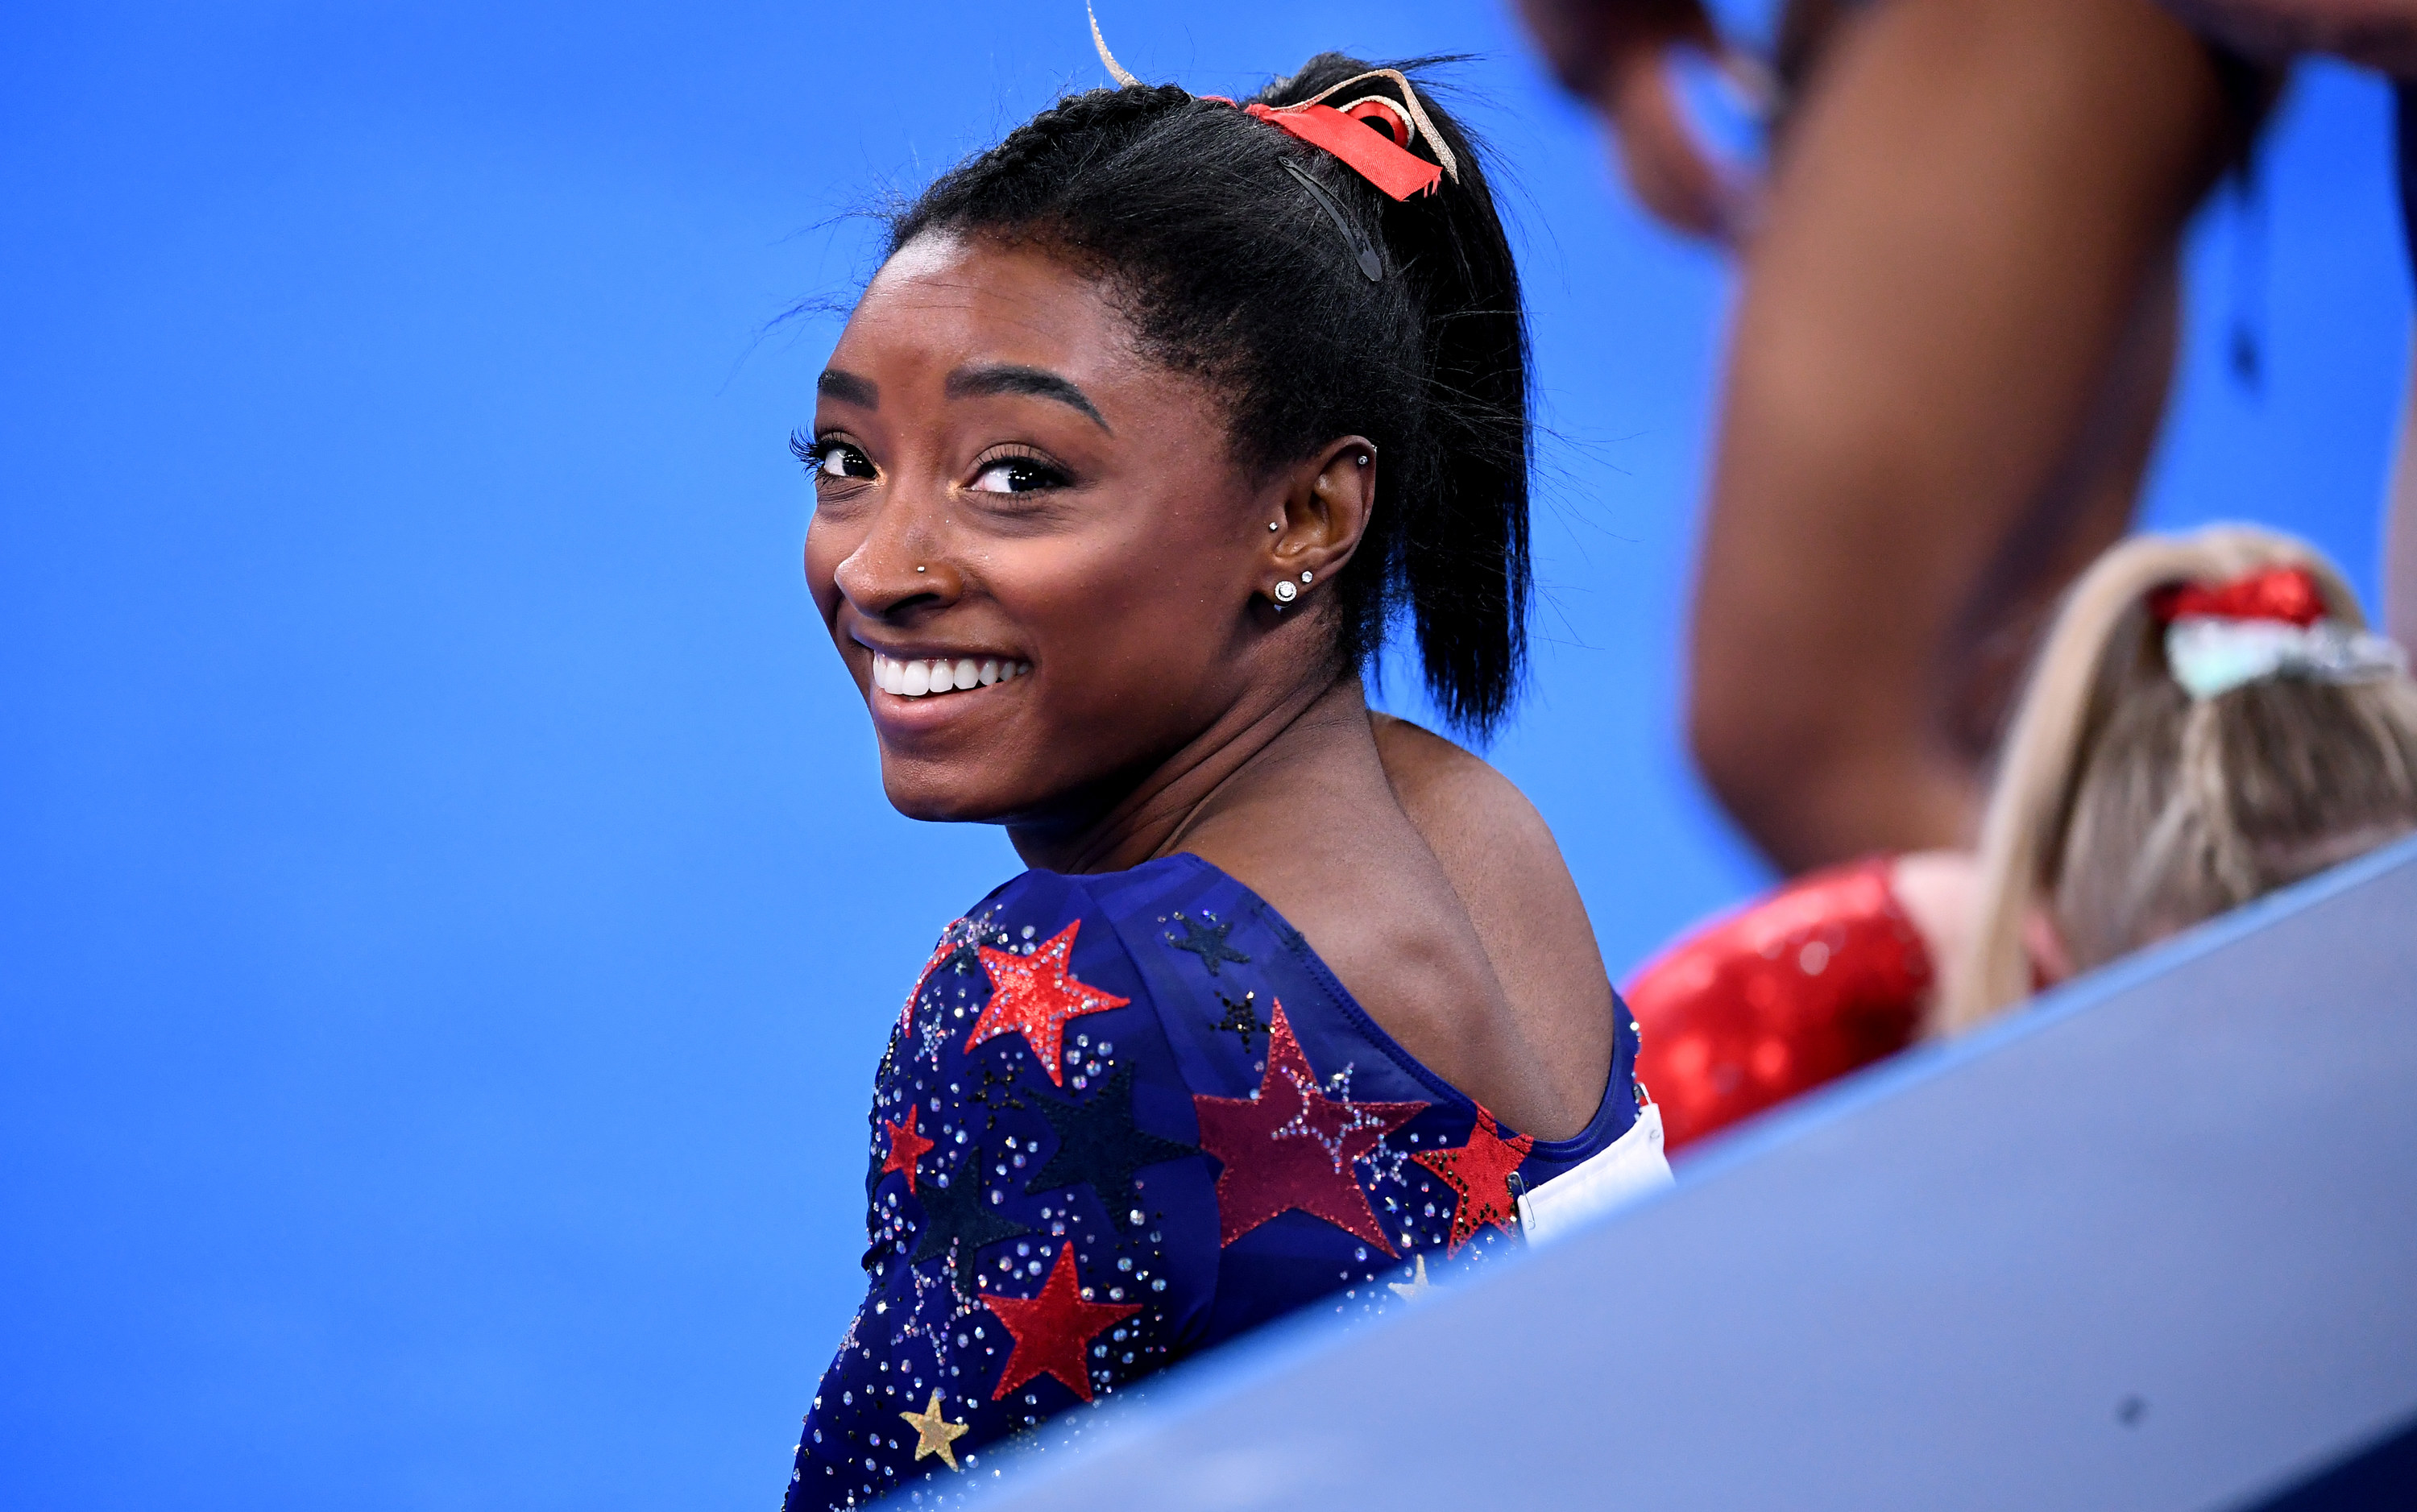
2158, 0, 2417, 72
1514, 0, 1762, 244
1598, 43, 1764, 242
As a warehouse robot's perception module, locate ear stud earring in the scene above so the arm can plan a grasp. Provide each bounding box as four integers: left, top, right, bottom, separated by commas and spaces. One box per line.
1357, 454, 1370, 466
1273, 580, 1299, 604
1301, 571, 1313, 583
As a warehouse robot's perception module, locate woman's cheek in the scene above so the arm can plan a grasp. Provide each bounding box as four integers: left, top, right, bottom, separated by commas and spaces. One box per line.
802, 525, 848, 626
977, 540, 1099, 631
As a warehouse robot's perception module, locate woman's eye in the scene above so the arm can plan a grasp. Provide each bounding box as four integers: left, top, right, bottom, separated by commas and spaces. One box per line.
816, 441, 876, 480
970, 458, 1063, 495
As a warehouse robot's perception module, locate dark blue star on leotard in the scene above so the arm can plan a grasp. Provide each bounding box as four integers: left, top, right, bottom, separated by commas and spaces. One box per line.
1167, 913, 1250, 976
1024, 1063, 1197, 1214
911, 1147, 1033, 1295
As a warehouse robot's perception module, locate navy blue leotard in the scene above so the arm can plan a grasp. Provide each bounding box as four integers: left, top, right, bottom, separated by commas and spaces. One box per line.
783, 853, 1641, 1509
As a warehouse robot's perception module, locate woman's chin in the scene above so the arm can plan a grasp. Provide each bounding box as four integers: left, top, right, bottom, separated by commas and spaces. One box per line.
877, 762, 1024, 825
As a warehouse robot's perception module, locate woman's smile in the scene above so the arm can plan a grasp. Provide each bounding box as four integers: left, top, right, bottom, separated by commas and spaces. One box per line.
863, 647, 1032, 701
851, 629, 1039, 748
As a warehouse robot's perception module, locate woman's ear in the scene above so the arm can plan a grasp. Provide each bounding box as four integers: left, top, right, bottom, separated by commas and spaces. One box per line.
1264, 437, 1378, 590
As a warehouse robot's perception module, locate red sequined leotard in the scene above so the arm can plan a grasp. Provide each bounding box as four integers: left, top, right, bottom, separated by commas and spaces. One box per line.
1623, 856, 1933, 1151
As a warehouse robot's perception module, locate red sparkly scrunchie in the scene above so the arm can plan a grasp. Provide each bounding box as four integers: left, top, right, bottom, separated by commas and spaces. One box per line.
2147, 565, 2327, 628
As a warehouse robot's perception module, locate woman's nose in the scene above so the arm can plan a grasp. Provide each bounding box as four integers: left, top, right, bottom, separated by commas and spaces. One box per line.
831, 504, 961, 618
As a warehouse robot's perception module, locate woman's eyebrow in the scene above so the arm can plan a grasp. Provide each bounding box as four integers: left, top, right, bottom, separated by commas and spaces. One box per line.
944, 363, 1111, 433
819, 369, 878, 407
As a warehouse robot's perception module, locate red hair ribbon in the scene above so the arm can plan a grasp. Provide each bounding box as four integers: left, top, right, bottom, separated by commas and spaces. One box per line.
1088, 9, 1453, 201
1242, 101, 1441, 201
1343, 97, 1412, 147
2149, 565, 2327, 628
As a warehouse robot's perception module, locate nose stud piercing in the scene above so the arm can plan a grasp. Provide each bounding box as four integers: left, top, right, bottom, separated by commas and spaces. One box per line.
1268, 520, 1281, 532
1273, 580, 1299, 604
915, 565, 927, 574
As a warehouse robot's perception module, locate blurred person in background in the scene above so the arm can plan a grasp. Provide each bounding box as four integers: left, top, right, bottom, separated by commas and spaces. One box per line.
1515, 0, 2280, 872
1623, 525, 2417, 1151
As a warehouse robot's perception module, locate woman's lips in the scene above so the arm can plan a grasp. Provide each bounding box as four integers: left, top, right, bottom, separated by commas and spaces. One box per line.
868, 652, 1030, 699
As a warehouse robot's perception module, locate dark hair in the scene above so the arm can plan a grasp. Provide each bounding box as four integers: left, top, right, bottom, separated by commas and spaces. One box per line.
887, 57, 1532, 736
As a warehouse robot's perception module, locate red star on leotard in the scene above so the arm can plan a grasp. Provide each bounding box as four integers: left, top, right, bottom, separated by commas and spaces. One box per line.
982, 1242, 1141, 1402
1192, 1000, 1427, 1255
880, 1104, 935, 1195
1412, 1105, 1534, 1255
964, 920, 1129, 1086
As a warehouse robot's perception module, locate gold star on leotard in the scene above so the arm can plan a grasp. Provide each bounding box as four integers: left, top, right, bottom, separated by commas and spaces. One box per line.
1389, 1253, 1432, 1302
899, 1390, 969, 1471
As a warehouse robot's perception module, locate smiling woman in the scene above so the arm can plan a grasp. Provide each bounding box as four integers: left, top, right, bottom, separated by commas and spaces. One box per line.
782, 55, 1660, 1509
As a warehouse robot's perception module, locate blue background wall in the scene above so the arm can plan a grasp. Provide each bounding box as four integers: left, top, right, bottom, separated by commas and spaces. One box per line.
1, 3, 2405, 1507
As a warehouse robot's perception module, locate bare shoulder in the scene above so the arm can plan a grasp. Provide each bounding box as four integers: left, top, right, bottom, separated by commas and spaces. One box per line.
1370, 714, 1565, 860
1371, 714, 1615, 1135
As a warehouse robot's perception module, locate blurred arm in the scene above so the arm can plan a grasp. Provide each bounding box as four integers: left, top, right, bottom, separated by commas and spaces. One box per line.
1689, 0, 2240, 870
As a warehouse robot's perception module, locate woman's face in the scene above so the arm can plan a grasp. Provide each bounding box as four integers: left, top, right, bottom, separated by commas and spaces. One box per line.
803, 234, 1345, 827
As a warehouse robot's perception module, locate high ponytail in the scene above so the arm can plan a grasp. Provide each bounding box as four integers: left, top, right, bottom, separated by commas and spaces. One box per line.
1940, 525, 2417, 1032
889, 58, 1533, 735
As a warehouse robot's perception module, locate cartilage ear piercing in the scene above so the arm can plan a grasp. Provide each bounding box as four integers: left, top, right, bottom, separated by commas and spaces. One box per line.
1357, 454, 1370, 466
1273, 580, 1299, 604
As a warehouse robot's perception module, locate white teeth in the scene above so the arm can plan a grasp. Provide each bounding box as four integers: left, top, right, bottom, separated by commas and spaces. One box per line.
871, 652, 1026, 698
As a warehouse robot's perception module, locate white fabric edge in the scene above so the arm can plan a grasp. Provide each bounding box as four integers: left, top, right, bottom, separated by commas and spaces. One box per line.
1516, 1102, 1674, 1249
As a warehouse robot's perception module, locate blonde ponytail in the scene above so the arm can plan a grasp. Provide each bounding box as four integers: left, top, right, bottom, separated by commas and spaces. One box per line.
1937, 525, 2384, 1034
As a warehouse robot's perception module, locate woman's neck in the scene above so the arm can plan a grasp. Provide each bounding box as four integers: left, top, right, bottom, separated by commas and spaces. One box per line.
1005, 674, 1374, 876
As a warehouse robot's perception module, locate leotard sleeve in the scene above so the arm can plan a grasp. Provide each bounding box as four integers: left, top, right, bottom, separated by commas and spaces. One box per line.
784, 868, 1219, 1510
1623, 855, 1933, 1150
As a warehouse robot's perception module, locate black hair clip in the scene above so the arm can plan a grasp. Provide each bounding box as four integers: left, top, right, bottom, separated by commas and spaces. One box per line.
1282, 159, 1383, 283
